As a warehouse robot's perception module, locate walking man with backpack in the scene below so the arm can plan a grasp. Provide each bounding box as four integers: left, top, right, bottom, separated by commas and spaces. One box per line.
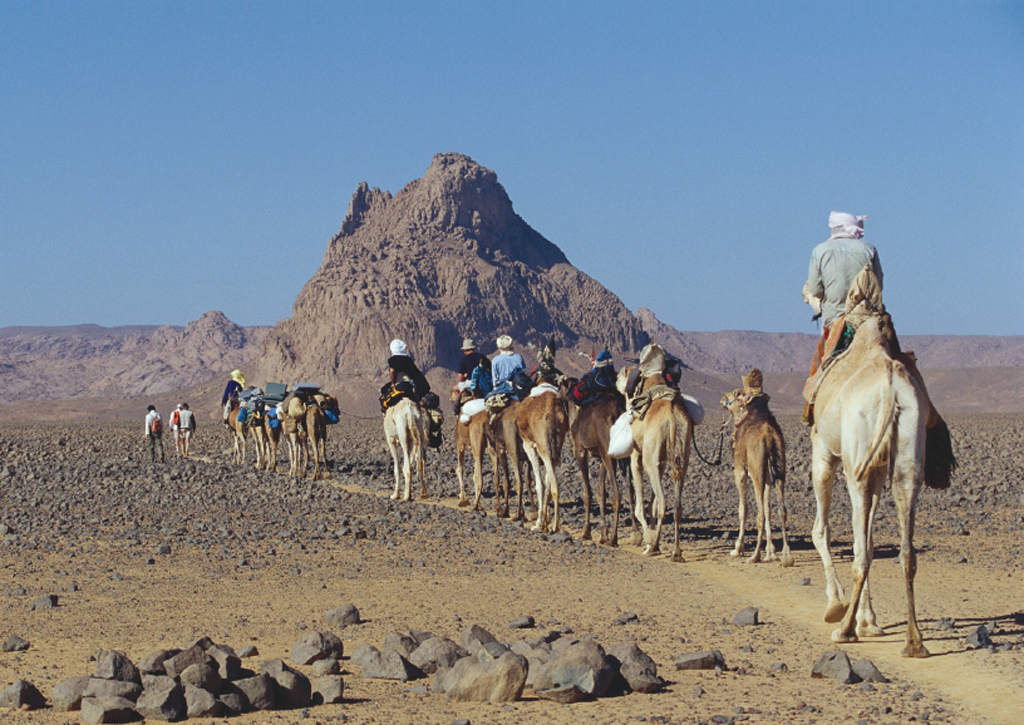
178, 403, 196, 457
170, 404, 183, 455
144, 404, 165, 463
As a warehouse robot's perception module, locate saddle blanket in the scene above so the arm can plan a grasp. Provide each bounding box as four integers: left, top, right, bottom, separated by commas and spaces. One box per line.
459, 398, 487, 425
530, 383, 559, 397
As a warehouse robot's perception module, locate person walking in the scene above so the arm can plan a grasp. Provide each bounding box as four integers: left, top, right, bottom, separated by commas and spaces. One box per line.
178, 403, 196, 457
144, 404, 165, 463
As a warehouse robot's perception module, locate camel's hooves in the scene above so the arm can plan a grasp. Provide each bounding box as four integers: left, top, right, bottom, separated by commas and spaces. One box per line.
389, 494, 399, 500
641, 545, 660, 557
779, 553, 795, 568
730, 548, 742, 558
901, 643, 930, 658
746, 553, 762, 564
831, 629, 858, 644
824, 602, 849, 624
856, 624, 885, 638
418, 494, 430, 500
457, 499, 470, 508
670, 552, 685, 563
628, 532, 643, 547
510, 512, 522, 522
581, 528, 592, 541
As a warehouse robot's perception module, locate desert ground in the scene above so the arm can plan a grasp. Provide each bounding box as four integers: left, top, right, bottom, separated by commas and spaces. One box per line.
1, 411, 1022, 725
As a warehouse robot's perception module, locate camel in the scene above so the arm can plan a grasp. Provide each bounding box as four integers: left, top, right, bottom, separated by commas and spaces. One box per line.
278, 391, 337, 480
619, 344, 694, 560
809, 313, 940, 657
253, 409, 282, 472
384, 397, 428, 501
487, 400, 529, 520
570, 392, 626, 546
720, 383, 793, 566
281, 396, 310, 478
224, 399, 249, 465
450, 390, 491, 510
515, 340, 570, 533
248, 405, 270, 470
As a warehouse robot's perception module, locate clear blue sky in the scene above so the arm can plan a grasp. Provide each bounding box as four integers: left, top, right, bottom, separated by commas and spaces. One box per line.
2, 2, 1021, 336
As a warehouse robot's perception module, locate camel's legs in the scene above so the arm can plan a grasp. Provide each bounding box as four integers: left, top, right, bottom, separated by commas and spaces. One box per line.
578, 452, 593, 540
546, 453, 561, 533
524, 444, 548, 532
834, 467, 882, 643
893, 464, 928, 657
731, 465, 749, 558
775, 474, 794, 567
387, 436, 402, 500
811, 442, 847, 623
601, 453, 620, 546
644, 454, 666, 556
455, 441, 469, 505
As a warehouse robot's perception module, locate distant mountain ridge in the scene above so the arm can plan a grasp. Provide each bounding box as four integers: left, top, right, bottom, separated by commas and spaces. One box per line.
0, 311, 269, 403
1, 153, 1021, 416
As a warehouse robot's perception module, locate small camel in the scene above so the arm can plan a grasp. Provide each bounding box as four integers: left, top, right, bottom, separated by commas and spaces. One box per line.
720, 377, 793, 566
224, 400, 249, 465
487, 400, 526, 520
281, 396, 310, 478
516, 339, 569, 533
384, 397, 428, 502
252, 408, 282, 472
450, 390, 492, 511
570, 392, 625, 545
810, 313, 939, 657
619, 344, 694, 560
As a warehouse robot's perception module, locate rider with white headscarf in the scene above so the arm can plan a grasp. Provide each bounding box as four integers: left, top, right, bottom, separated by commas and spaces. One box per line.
803, 211, 883, 329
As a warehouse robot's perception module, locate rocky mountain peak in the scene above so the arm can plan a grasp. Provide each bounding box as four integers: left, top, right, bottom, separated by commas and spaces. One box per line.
256, 153, 646, 395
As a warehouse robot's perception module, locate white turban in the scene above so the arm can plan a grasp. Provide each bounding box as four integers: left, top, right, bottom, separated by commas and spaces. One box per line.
389, 339, 408, 357
828, 211, 868, 239
496, 335, 513, 353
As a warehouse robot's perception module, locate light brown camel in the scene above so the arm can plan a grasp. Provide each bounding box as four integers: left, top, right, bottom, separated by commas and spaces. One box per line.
384, 397, 428, 501
279, 391, 337, 480
224, 399, 249, 465
570, 392, 626, 546
450, 390, 490, 510
281, 396, 310, 478
303, 392, 338, 481
517, 380, 569, 534
809, 313, 940, 657
253, 407, 282, 472
246, 405, 271, 471
720, 384, 793, 566
619, 345, 694, 560
487, 400, 525, 520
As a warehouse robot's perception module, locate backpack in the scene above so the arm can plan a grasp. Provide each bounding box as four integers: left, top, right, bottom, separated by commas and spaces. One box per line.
170, 410, 180, 427
470, 363, 493, 396
511, 369, 534, 400
149, 414, 163, 435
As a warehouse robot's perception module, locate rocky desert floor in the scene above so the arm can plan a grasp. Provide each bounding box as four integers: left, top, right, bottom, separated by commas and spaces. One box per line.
1, 411, 1022, 725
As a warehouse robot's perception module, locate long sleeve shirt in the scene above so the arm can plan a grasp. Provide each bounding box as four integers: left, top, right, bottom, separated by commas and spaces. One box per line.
806, 236, 883, 328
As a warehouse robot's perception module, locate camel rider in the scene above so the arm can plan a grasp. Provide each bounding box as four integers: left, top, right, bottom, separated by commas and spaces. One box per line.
570, 349, 618, 406
452, 338, 492, 412
387, 339, 430, 401
221, 369, 245, 423
803, 212, 882, 378
485, 335, 525, 400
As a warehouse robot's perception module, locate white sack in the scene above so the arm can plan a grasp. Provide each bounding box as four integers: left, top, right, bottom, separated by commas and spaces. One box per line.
459, 398, 486, 425
608, 411, 635, 459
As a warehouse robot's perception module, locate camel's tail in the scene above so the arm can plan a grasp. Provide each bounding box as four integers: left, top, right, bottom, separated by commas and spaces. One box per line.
852, 364, 898, 482
767, 434, 785, 487
924, 417, 955, 490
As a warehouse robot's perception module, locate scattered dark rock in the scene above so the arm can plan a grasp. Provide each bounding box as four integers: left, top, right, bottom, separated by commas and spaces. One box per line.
675, 650, 726, 671
733, 606, 759, 626
0, 679, 46, 710
810, 651, 861, 684
1, 634, 30, 652
324, 603, 361, 627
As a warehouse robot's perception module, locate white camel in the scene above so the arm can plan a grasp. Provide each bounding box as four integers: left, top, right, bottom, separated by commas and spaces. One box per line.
384, 398, 428, 502
810, 313, 934, 657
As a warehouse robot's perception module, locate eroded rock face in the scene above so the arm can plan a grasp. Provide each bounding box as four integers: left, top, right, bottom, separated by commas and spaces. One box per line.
256, 153, 648, 395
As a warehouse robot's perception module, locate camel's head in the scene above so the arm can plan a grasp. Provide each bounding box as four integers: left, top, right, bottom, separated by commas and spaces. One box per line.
448, 388, 461, 404
616, 366, 634, 398
721, 388, 747, 422
315, 393, 340, 417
